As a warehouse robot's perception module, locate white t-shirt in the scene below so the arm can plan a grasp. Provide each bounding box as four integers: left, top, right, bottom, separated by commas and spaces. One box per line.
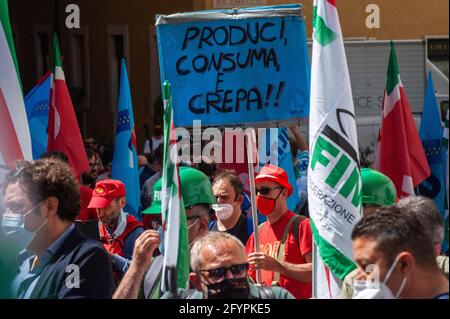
144, 136, 164, 155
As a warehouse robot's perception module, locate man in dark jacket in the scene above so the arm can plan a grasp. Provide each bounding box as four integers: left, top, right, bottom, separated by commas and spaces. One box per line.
2, 158, 113, 299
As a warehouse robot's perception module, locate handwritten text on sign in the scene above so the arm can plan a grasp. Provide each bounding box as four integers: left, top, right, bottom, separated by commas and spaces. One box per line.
156, 7, 310, 126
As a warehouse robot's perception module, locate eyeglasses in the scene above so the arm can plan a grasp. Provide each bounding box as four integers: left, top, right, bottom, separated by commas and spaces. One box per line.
151, 219, 162, 229
10, 164, 32, 180
5, 199, 44, 217
4, 162, 33, 187
186, 215, 202, 225
255, 186, 283, 196
89, 161, 100, 168
199, 263, 249, 283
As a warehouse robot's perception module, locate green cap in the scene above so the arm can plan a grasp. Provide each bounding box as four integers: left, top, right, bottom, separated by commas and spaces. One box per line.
143, 166, 216, 214
361, 168, 397, 207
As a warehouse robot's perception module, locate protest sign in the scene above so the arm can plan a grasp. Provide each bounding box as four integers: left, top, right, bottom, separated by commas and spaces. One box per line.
156, 4, 310, 127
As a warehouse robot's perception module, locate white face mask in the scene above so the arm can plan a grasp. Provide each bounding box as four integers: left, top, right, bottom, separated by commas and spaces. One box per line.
353, 254, 408, 299
212, 203, 234, 221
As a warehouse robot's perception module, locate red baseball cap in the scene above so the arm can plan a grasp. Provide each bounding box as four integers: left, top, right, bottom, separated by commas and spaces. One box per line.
254, 164, 293, 196
88, 179, 126, 209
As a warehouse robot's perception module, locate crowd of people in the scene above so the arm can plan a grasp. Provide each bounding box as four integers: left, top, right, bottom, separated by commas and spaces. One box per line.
0, 126, 448, 300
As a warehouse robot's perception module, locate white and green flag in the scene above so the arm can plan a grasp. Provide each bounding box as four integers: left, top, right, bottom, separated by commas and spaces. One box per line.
308, 0, 362, 298
160, 81, 190, 292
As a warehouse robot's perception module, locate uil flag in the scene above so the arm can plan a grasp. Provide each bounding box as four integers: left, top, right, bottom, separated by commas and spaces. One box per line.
309, 0, 362, 298
160, 81, 189, 293
0, 0, 32, 168
47, 34, 89, 176
418, 72, 447, 252
258, 127, 300, 211
376, 42, 430, 198
24, 72, 51, 159
111, 59, 141, 219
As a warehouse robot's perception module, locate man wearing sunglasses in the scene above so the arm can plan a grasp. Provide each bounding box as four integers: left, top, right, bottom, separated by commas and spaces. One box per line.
246, 164, 313, 299
113, 166, 215, 299
161, 231, 293, 299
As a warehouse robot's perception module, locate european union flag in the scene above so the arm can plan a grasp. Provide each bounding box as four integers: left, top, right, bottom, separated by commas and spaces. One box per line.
111, 59, 141, 219
24, 73, 51, 159
419, 72, 447, 252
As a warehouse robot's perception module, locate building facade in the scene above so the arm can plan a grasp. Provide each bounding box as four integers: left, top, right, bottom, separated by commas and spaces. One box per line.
9, 0, 449, 155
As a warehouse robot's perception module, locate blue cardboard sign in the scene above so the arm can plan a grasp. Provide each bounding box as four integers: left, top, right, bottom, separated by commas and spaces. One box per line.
156, 5, 310, 127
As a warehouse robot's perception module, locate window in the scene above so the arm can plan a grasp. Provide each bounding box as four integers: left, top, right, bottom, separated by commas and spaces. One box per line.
107, 25, 129, 114
70, 27, 90, 110
34, 27, 52, 80
149, 25, 162, 124
427, 37, 449, 78
426, 37, 449, 121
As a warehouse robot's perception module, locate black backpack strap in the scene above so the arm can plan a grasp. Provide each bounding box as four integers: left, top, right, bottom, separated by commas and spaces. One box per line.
271, 214, 307, 285
257, 285, 275, 299
292, 215, 307, 246
143, 255, 164, 299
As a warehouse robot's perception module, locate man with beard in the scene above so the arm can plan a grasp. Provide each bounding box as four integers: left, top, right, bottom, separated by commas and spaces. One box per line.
88, 179, 144, 282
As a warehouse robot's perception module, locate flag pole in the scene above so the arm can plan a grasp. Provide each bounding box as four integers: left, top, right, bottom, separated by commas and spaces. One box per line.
245, 127, 261, 284
312, 240, 318, 299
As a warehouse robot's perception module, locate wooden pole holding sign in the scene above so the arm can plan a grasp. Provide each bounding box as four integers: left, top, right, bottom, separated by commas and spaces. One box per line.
245, 127, 261, 284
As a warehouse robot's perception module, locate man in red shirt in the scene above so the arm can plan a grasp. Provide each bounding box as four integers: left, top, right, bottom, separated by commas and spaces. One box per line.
247, 164, 312, 299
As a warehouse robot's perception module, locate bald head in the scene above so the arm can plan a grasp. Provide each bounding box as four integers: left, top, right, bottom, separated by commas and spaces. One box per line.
190, 232, 246, 273
138, 155, 148, 167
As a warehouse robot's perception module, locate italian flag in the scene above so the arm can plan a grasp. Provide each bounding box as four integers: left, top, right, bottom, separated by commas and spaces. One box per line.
376, 42, 430, 198
160, 81, 189, 292
0, 0, 32, 167
47, 34, 89, 176
309, 0, 361, 298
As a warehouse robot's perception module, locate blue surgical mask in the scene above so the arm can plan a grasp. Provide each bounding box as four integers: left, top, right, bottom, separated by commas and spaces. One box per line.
2, 212, 25, 232
1, 201, 47, 249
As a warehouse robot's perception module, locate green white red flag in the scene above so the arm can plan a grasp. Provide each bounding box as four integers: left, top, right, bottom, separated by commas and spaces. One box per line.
0, 0, 32, 168
47, 34, 88, 176
375, 42, 431, 198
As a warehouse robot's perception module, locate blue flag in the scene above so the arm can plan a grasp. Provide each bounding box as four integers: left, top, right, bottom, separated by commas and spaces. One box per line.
419, 72, 447, 252
258, 128, 300, 211
24, 73, 51, 159
111, 59, 141, 219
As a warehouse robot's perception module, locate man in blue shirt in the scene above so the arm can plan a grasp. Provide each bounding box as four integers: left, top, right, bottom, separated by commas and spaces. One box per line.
2, 158, 113, 299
